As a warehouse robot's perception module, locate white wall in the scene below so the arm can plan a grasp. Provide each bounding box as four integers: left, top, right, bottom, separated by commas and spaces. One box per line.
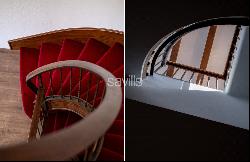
226, 26, 249, 100
163, 25, 236, 89
177, 27, 208, 68
126, 74, 249, 130
207, 25, 235, 74
0, 0, 124, 48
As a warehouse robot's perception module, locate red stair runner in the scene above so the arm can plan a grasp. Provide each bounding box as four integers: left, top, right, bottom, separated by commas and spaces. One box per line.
20, 47, 39, 118
19, 38, 124, 161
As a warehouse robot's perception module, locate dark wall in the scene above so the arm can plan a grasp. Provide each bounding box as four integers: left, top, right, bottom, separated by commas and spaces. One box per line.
125, 0, 249, 77
125, 99, 249, 161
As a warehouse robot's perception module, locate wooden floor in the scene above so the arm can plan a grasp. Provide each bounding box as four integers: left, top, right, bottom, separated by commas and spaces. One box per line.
0, 48, 30, 146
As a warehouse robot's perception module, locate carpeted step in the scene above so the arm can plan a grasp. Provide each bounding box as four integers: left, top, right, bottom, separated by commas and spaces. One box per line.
43, 39, 84, 134
82, 65, 124, 105
42, 111, 57, 135
20, 38, 124, 160
53, 111, 69, 131
64, 111, 82, 128
20, 47, 39, 118
117, 104, 124, 120
103, 133, 124, 155
60, 38, 109, 96
71, 43, 124, 98
107, 120, 124, 136
98, 148, 123, 161
42, 110, 82, 134
45, 39, 84, 96
36, 43, 61, 90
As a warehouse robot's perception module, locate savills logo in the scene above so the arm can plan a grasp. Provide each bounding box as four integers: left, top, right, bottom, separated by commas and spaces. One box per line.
107, 75, 142, 87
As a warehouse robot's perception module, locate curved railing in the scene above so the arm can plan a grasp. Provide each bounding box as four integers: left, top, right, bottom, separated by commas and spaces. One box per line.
141, 17, 249, 88
0, 60, 122, 161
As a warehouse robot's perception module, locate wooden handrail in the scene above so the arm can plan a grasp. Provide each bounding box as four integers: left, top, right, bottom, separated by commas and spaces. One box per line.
8, 28, 124, 50
166, 61, 224, 79
0, 60, 122, 161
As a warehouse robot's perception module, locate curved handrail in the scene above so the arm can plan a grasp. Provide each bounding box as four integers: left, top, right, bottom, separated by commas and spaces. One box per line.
141, 16, 249, 78
0, 60, 122, 161
8, 27, 124, 50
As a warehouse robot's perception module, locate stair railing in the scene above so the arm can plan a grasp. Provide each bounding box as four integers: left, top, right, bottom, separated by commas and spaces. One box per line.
0, 60, 122, 161
141, 17, 249, 90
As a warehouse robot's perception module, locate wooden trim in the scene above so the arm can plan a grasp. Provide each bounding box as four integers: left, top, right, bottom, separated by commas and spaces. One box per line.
47, 99, 90, 118
196, 25, 217, 84
8, 28, 124, 50
166, 61, 224, 79
166, 39, 182, 77
0, 60, 122, 161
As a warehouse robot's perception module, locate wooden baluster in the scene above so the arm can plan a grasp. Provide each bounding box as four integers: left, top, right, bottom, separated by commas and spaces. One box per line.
101, 86, 106, 102
189, 72, 195, 82
172, 68, 179, 77
69, 68, 72, 98
59, 68, 62, 96
78, 68, 83, 99
84, 149, 89, 161
207, 76, 210, 87
216, 77, 219, 90
199, 74, 205, 85
36, 75, 43, 138
224, 80, 226, 90
180, 70, 187, 80
49, 71, 54, 96
37, 124, 41, 137
85, 73, 92, 106
92, 77, 100, 107
154, 60, 161, 67
163, 67, 168, 76
38, 74, 43, 88
154, 65, 162, 73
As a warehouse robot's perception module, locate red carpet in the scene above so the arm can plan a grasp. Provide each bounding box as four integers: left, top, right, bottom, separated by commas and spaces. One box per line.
19, 38, 124, 161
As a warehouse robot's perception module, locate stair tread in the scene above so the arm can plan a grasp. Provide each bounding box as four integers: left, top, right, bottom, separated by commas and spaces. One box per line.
71, 43, 124, 96
45, 39, 84, 96
37, 43, 61, 90
98, 147, 123, 161
107, 120, 124, 136
81, 64, 124, 105
20, 47, 39, 118
61, 38, 109, 96
103, 133, 124, 155
18, 39, 124, 160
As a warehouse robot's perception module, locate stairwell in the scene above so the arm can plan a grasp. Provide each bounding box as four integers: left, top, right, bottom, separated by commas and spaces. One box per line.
18, 37, 124, 160
0, 27, 124, 160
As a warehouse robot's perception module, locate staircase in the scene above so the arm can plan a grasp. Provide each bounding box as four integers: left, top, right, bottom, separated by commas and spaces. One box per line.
0, 28, 124, 161
127, 17, 249, 130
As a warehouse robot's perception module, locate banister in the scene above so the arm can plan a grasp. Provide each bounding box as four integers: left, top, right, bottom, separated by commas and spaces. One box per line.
0, 60, 122, 161
142, 16, 249, 78
8, 28, 124, 50
166, 61, 224, 79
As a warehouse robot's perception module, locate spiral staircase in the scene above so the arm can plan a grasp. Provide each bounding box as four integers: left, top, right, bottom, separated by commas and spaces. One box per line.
0, 28, 124, 161
127, 17, 249, 129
